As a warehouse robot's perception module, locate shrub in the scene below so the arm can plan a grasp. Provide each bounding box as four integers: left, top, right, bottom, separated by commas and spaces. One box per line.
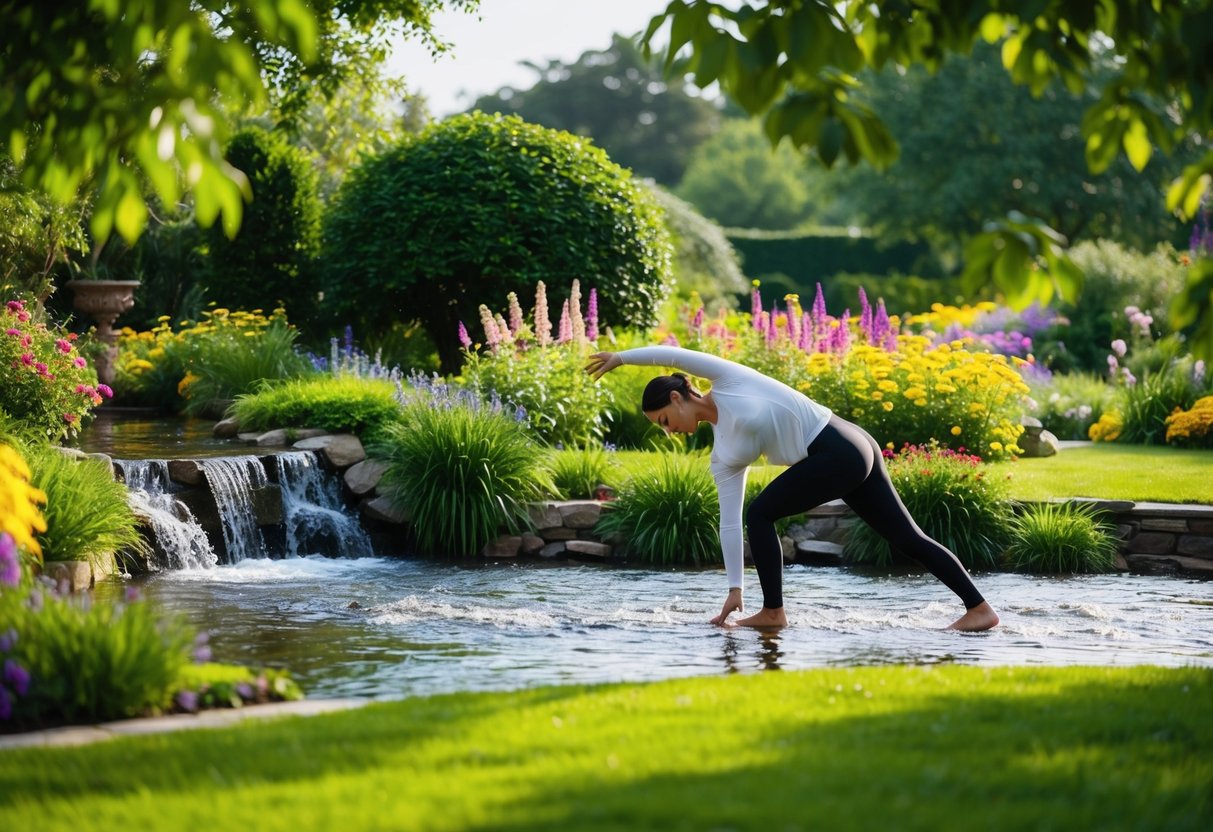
0, 583, 194, 728
725, 228, 936, 290
28, 445, 146, 568
374, 391, 553, 556
1165, 395, 1213, 448
1028, 372, 1115, 440
323, 111, 673, 372
546, 446, 615, 500
594, 451, 720, 566
844, 443, 1011, 569
1, 298, 110, 440
206, 127, 322, 322
645, 185, 747, 310
461, 281, 613, 447
231, 376, 403, 442
116, 307, 314, 416
0, 155, 85, 301
1107, 331, 1210, 444
677, 285, 1030, 459
1088, 410, 1124, 442
1003, 502, 1119, 574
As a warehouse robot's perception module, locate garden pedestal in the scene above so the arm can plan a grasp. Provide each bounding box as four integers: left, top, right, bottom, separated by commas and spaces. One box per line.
66, 280, 140, 386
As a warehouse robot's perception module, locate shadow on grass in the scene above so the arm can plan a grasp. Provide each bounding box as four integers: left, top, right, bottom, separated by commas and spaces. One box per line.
0, 665, 1209, 831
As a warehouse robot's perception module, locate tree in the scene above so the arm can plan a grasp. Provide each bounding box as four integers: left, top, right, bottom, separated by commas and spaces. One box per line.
675, 118, 814, 230
833, 45, 1194, 253
645, 184, 748, 309
0, 156, 85, 300
0, 0, 478, 247
471, 34, 721, 185
642, 1, 1213, 357
206, 127, 322, 319
322, 112, 674, 372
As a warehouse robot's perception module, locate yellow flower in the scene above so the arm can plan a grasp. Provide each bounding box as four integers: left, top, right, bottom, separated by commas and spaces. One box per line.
951, 426, 962, 436
882, 401, 894, 412
989, 441, 1003, 452
0, 443, 47, 558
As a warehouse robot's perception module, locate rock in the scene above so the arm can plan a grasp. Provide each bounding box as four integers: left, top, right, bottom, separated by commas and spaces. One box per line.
237, 432, 261, 444
795, 539, 846, 565
250, 484, 283, 526
253, 429, 293, 447
1124, 532, 1176, 555
213, 418, 241, 439
344, 459, 388, 496
167, 459, 203, 486
558, 501, 602, 529
539, 542, 567, 559
482, 535, 522, 558
361, 495, 409, 525
85, 453, 115, 478
1018, 427, 1059, 458
1140, 518, 1189, 533
528, 503, 564, 529
520, 534, 545, 555
41, 560, 93, 592
565, 539, 611, 559
54, 446, 88, 460
538, 527, 577, 541
347, 601, 363, 610
780, 535, 795, 563
1126, 554, 1213, 577
294, 434, 366, 468
1177, 535, 1213, 558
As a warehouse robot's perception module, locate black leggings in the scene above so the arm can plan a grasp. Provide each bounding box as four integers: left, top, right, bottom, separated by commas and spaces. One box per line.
746, 415, 986, 610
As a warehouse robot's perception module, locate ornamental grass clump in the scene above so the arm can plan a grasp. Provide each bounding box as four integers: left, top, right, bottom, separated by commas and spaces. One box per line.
1, 298, 111, 440
27, 444, 146, 568
461, 280, 614, 447
595, 451, 719, 566
374, 385, 553, 556
844, 443, 1011, 569
230, 376, 403, 443
1003, 502, 1119, 574
545, 445, 615, 500
0, 582, 195, 729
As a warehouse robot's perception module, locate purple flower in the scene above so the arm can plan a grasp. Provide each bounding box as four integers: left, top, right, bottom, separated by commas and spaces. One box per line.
236, 682, 255, 701
97, 383, 113, 399
457, 321, 472, 349
1111, 339, 1127, 358
125, 586, 141, 603
0, 686, 11, 720
0, 628, 16, 653
3, 660, 30, 696
0, 533, 20, 586
175, 689, 200, 712
858, 287, 873, 344
751, 282, 763, 319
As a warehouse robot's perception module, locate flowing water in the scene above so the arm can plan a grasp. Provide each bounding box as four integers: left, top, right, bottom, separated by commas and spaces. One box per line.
101, 557, 1213, 700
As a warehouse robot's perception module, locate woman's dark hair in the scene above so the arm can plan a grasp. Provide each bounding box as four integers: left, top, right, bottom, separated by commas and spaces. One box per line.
642, 373, 695, 412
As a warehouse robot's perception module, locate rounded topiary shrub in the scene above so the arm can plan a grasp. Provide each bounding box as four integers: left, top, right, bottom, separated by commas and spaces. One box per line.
207, 127, 322, 322
323, 112, 674, 372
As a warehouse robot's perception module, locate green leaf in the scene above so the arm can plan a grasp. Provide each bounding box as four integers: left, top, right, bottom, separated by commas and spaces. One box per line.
1121, 117, 1152, 171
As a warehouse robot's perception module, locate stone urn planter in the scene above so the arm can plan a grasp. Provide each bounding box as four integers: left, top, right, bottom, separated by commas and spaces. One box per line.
66, 279, 140, 386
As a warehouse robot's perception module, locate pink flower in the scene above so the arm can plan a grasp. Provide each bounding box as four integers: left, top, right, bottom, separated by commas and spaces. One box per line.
55, 338, 72, 353
4, 328, 18, 337
16, 311, 29, 322
5, 300, 23, 313
19, 352, 33, 366
19, 335, 31, 348
1111, 339, 1127, 357
63, 413, 76, 424
457, 322, 472, 349
73, 357, 86, 368
34, 362, 48, 376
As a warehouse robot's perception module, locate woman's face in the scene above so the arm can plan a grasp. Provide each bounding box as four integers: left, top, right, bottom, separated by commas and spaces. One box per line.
645, 392, 698, 435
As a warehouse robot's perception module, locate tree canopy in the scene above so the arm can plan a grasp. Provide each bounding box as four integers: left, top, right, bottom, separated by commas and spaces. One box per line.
642, 0, 1213, 356
472, 34, 721, 185
0, 0, 477, 246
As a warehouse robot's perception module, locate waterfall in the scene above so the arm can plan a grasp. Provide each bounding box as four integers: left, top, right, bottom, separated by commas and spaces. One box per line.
198, 456, 268, 563
121, 460, 218, 570
276, 451, 374, 558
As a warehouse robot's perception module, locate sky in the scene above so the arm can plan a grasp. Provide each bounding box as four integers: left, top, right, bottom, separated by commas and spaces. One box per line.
385, 0, 674, 118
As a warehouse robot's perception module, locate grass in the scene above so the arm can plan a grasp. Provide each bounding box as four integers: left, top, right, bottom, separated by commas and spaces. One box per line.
997, 444, 1213, 503
616, 445, 1213, 504
0, 665, 1208, 830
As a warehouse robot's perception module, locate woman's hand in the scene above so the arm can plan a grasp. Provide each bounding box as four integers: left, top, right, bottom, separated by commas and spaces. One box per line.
710, 588, 744, 626
585, 351, 622, 381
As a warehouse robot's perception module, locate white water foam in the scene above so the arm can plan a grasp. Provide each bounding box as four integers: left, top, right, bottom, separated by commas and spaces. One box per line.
369, 594, 560, 629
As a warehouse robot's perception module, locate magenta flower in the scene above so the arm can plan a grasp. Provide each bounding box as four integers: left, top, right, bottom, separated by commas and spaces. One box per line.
73, 357, 86, 368
0, 627, 15, 653
16, 311, 29, 322
55, 338, 72, 354
63, 413, 76, 424
5, 300, 23, 313
4, 328, 18, 337
98, 384, 112, 398
0, 686, 11, 720
19, 352, 33, 366
457, 321, 472, 349
587, 288, 599, 342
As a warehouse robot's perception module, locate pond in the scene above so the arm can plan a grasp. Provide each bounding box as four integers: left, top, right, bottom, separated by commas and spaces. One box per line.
74, 415, 238, 459
98, 557, 1213, 700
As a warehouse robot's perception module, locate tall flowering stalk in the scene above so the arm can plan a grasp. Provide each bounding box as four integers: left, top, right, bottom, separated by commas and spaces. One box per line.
569, 279, 586, 343
587, 289, 599, 342
534, 281, 552, 347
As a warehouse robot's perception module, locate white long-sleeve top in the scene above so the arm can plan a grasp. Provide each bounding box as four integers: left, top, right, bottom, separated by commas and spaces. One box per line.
618, 346, 832, 590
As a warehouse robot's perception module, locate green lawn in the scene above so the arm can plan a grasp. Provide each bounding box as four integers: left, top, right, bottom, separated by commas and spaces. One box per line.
616, 444, 1213, 504
997, 444, 1213, 503
1, 666, 1209, 831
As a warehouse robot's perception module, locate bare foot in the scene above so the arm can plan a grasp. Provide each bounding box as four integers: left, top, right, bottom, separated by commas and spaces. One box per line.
946, 601, 1000, 632
734, 607, 788, 630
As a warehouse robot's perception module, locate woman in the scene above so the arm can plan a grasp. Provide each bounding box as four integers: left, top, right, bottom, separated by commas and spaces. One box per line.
586, 346, 999, 632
